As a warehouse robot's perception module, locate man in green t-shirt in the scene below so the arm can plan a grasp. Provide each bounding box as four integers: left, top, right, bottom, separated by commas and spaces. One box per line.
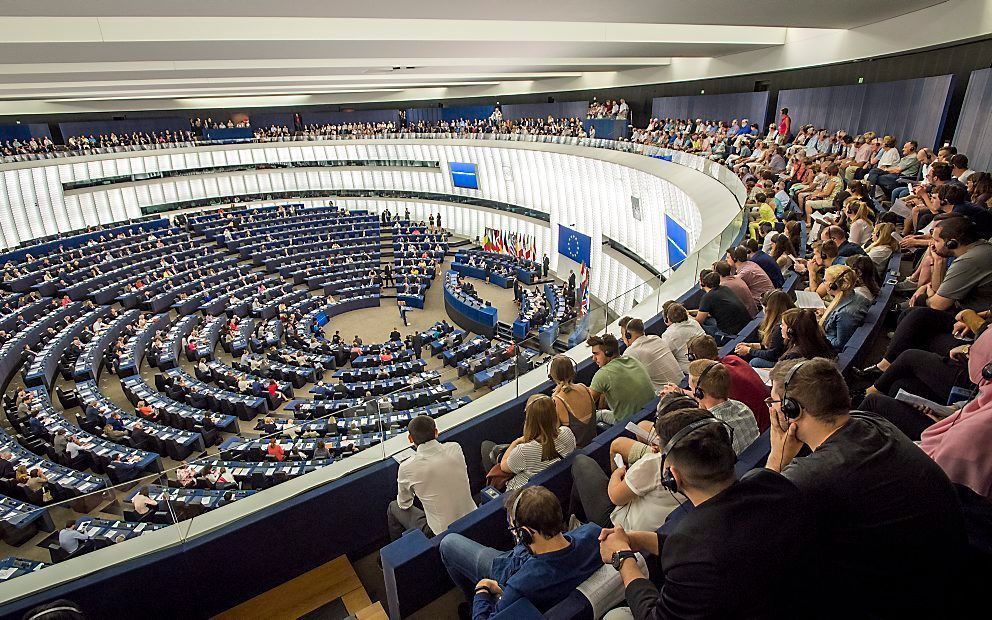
587, 334, 656, 424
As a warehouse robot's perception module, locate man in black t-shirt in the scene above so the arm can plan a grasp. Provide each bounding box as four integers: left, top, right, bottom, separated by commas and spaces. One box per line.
599, 408, 810, 619
766, 358, 967, 619
693, 271, 750, 337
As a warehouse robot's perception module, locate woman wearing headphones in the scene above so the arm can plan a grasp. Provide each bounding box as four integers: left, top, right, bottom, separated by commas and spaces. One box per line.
866, 222, 900, 277
779, 308, 835, 362
548, 355, 596, 448
844, 200, 876, 246
735, 290, 796, 368
821, 264, 871, 352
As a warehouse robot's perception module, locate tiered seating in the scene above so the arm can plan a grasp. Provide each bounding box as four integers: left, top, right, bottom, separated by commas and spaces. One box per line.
0, 300, 79, 390
75, 380, 204, 460
22, 305, 109, 389
159, 367, 268, 420
16, 387, 161, 480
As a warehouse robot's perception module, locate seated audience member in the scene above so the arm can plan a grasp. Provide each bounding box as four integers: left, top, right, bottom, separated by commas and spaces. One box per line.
570, 403, 709, 532
823, 225, 868, 259
132, 486, 159, 520
59, 520, 92, 555
913, 216, 992, 313
734, 290, 796, 368
687, 335, 770, 432
266, 438, 285, 462
548, 355, 597, 448
711, 261, 757, 318
609, 392, 700, 470
917, 323, 992, 498
619, 317, 683, 390
820, 265, 870, 351
586, 334, 655, 424
386, 415, 475, 541
766, 358, 967, 617
777, 308, 836, 363
481, 395, 576, 491
663, 360, 759, 454
865, 222, 899, 276
176, 461, 198, 487
802, 163, 844, 224
312, 440, 331, 461
659, 302, 705, 374
726, 247, 775, 299
598, 409, 810, 620
745, 238, 786, 289
846, 254, 881, 302
844, 200, 875, 246
439, 486, 603, 619
693, 271, 751, 338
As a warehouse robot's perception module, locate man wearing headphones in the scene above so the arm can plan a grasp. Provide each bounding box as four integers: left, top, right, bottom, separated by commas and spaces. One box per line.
587, 334, 655, 424
676, 359, 758, 454
598, 408, 808, 619
766, 357, 967, 618
439, 486, 602, 619
913, 215, 992, 312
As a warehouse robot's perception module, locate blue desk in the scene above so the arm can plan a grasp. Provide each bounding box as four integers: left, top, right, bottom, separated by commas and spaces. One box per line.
0, 557, 47, 583
443, 273, 497, 338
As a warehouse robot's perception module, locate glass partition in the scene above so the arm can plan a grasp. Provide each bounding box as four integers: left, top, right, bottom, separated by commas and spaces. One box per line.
0, 136, 746, 606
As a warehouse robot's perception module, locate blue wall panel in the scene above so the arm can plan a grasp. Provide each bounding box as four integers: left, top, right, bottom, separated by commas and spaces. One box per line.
0, 123, 51, 143
59, 117, 189, 139
302, 109, 400, 126
953, 67, 992, 173
776, 75, 953, 149
406, 105, 495, 124
249, 112, 296, 129
651, 92, 769, 127
500, 101, 588, 119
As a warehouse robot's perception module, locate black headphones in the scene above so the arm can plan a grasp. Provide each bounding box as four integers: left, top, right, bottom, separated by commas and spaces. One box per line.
945, 238, 960, 250
660, 417, 735, 492
624, 330, 632, 341
983, 362, 992, 382
692, 361, 719, 400
780, 360, 808, 419
507, 487, 534, 547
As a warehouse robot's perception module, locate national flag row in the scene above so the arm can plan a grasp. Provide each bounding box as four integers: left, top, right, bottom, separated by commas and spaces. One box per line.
480, 227, 537, 261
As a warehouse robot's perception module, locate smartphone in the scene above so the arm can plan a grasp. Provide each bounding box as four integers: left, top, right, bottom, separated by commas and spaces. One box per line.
614, 453, 626, 470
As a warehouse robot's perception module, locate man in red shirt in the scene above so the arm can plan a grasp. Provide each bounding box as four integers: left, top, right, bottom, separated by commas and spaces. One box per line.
687, 334, 770, 432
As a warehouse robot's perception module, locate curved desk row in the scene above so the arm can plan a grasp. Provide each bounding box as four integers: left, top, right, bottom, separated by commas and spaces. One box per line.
443, 274, 497, 338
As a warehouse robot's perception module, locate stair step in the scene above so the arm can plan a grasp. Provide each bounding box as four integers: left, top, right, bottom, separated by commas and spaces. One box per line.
352, 602, 387, 620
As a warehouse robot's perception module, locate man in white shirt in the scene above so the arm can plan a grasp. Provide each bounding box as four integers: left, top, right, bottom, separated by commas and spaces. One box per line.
659, 302, 705, 374
619, 317, 683, 390
59, 519, 91, 554
386, 415, 475, 540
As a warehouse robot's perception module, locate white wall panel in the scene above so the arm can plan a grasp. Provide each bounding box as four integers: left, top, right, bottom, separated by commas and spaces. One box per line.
0, 143, 712, 295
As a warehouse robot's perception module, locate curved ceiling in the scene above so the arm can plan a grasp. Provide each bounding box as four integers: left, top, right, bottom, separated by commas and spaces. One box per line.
0, 0, 980, 116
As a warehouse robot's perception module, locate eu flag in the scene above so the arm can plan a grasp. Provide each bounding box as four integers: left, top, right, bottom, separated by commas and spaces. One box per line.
558, 225, 592, 266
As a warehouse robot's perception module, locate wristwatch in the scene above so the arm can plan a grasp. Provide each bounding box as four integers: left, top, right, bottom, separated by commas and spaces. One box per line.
611, 550, 637, 570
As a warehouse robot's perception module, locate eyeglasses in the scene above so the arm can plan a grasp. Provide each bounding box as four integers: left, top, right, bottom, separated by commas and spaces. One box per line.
764, 397, 782, 408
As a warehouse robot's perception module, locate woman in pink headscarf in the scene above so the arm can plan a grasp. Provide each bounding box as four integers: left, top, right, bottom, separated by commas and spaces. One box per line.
919, 323, 992, 499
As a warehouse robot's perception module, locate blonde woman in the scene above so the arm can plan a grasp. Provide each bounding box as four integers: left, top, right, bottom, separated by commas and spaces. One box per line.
821, 265, 871, 352
548, 355, 597, 448
845, 200, 875, 246
866, 222, 900, 276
